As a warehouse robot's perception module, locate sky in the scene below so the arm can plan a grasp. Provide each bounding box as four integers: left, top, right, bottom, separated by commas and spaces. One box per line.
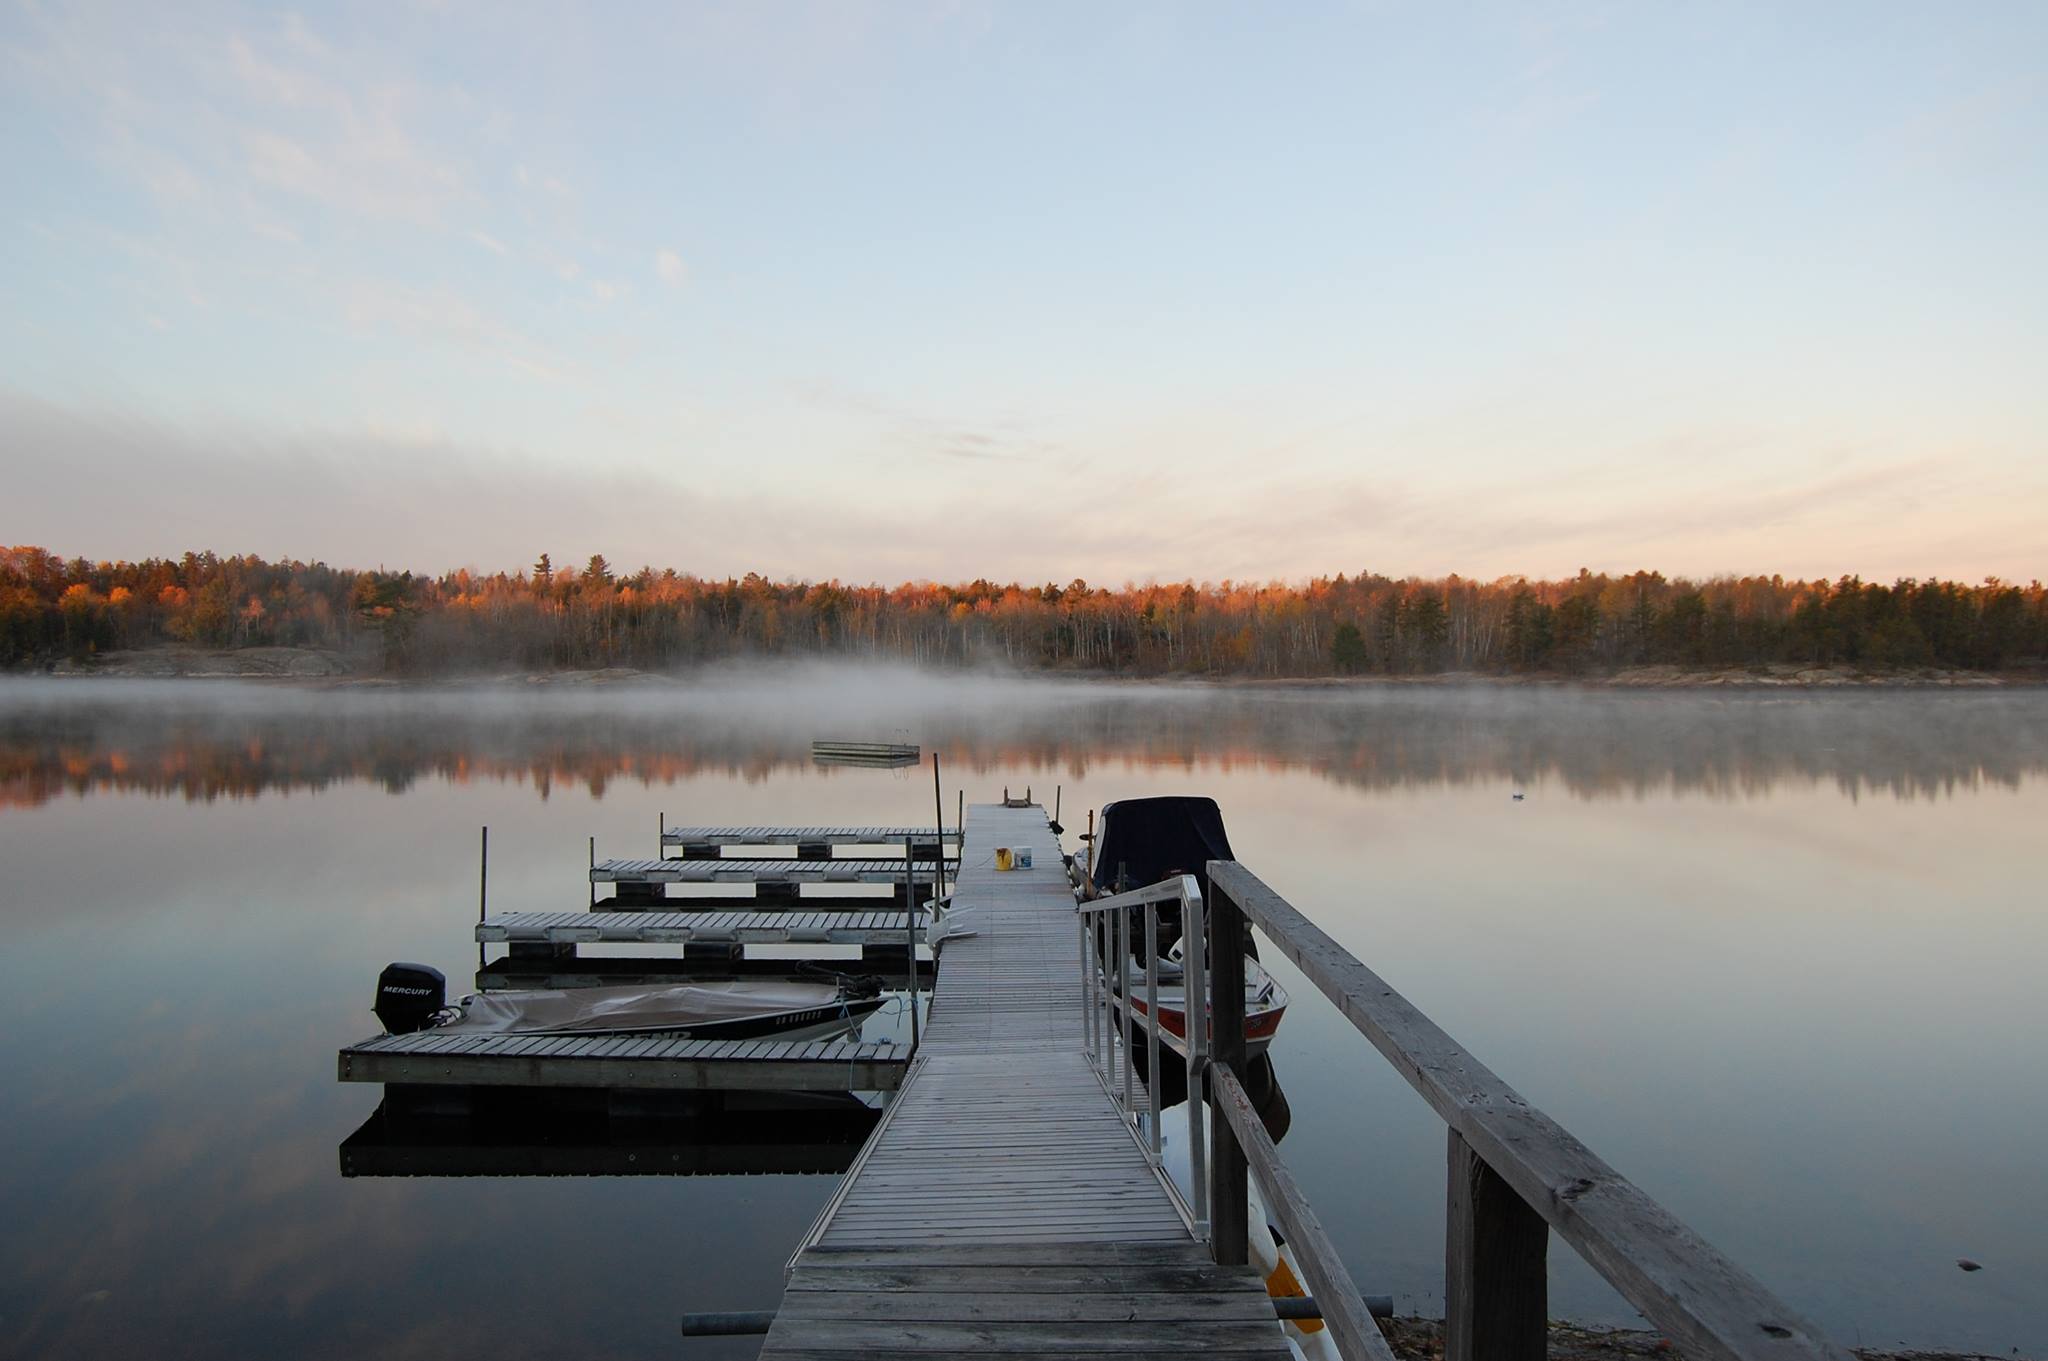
2, 1, 2044, 586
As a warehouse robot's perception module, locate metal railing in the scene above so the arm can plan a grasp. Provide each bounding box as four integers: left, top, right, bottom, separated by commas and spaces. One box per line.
1074, 874, 1209, 1237
1197, 859, 1856, 1361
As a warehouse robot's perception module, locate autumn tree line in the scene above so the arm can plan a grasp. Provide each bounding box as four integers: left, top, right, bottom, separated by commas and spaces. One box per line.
4, 546, 2044, 678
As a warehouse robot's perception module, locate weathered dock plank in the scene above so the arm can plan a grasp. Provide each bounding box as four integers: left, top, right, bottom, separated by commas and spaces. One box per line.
477, 908, 924, 946
594, 856, 956, 884
663, 824, 963, 847
336, 1033, 908, 1092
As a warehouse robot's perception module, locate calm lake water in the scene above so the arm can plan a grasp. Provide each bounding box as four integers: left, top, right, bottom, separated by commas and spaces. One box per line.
1, 670, 2043, 1360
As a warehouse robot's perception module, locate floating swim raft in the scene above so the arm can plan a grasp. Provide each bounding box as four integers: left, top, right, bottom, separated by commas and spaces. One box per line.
810, 740, 920, 768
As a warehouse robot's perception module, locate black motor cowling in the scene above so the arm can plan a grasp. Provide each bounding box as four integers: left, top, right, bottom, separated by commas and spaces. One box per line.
374, 962, 446, 1034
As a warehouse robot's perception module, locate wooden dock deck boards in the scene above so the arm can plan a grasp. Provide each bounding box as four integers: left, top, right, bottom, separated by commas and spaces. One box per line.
663, 824, 963, 847
477, 908, 923, 945
337, 1032, 909, 1092
593, 856, 956, 884
759, 804, 1288, 1360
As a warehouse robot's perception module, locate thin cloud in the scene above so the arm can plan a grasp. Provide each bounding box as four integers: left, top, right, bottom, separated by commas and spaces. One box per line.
655, 249, 687, 286
4, 390, 2040, 586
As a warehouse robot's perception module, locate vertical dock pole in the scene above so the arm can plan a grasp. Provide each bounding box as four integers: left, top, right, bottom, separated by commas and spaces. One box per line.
904, 859, 920, 1054
1446, 1128, 1550, 1361
477, 825, 489, 974
931, 755, 947, 898
588, 835, 596, 908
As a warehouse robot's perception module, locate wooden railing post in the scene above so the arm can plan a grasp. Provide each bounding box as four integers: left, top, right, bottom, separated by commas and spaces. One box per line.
1446, 1128, 1550, 1361
1207, 880, 1249, 1266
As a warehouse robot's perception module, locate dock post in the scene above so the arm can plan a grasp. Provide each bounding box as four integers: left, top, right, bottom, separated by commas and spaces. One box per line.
477, 825, 488, 975
1208, 883, 1249, 1266
905, 860, 920, 1053
931, 756, 947, 898
1446, 1129, 1549, 1361
588, 835, 595, 908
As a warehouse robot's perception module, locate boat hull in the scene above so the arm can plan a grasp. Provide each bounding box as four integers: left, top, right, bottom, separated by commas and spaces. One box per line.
1116, 992, 1286, 1057
435, 982, 886, 1042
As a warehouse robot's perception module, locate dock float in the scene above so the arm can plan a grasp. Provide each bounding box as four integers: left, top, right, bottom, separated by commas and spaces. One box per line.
662, 824, 962, 855
595, 854, 957, 907
477, 908, 926, 947
337, 1034, 908, 1093
810, 741, 920, 767
596, 856, 954, 884
755, 804, 1290, 1359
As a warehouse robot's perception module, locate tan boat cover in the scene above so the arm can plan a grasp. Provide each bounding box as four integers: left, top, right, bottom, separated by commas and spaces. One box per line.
440, 980, 850, 1036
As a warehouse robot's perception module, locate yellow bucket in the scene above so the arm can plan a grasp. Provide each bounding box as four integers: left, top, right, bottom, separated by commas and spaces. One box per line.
994, 847, 1013, 871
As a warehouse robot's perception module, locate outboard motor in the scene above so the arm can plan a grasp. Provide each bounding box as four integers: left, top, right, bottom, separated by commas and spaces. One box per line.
374, 962, 447, 1035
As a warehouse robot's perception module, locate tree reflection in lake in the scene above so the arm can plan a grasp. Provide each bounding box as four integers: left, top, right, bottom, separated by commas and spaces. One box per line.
3, 672, 2042, 806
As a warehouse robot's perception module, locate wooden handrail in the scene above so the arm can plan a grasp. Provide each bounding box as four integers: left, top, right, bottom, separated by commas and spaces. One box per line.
1211, 1064, 1399, 1361
1206, 859, 1854, 1361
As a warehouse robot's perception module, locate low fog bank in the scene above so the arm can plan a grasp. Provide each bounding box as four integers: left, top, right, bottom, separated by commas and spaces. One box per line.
0, 660, 1178, 726
2, 667, 2044, 807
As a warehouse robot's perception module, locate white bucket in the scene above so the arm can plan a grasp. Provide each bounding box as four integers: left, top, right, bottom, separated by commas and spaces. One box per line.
1014, 847, 1033, 869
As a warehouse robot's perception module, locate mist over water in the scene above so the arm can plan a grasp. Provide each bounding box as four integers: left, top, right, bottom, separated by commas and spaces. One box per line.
4, 668, 2043, 804
0, 670, 2043, 1360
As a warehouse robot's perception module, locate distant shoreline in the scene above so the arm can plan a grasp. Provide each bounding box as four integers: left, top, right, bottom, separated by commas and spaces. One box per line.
11, 646, 2045, 690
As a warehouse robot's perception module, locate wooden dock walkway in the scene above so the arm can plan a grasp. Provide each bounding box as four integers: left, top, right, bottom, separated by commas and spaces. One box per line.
758, 804, 1290, 1359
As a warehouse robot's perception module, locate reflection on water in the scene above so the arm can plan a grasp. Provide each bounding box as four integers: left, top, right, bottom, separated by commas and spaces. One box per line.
4, 673, 2045, 805
341, 1095, 884, 1179
0, 672, 2043, 1360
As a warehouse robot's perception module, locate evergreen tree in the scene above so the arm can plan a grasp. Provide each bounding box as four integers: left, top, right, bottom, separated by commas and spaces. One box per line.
1331, 621, 1367, 674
